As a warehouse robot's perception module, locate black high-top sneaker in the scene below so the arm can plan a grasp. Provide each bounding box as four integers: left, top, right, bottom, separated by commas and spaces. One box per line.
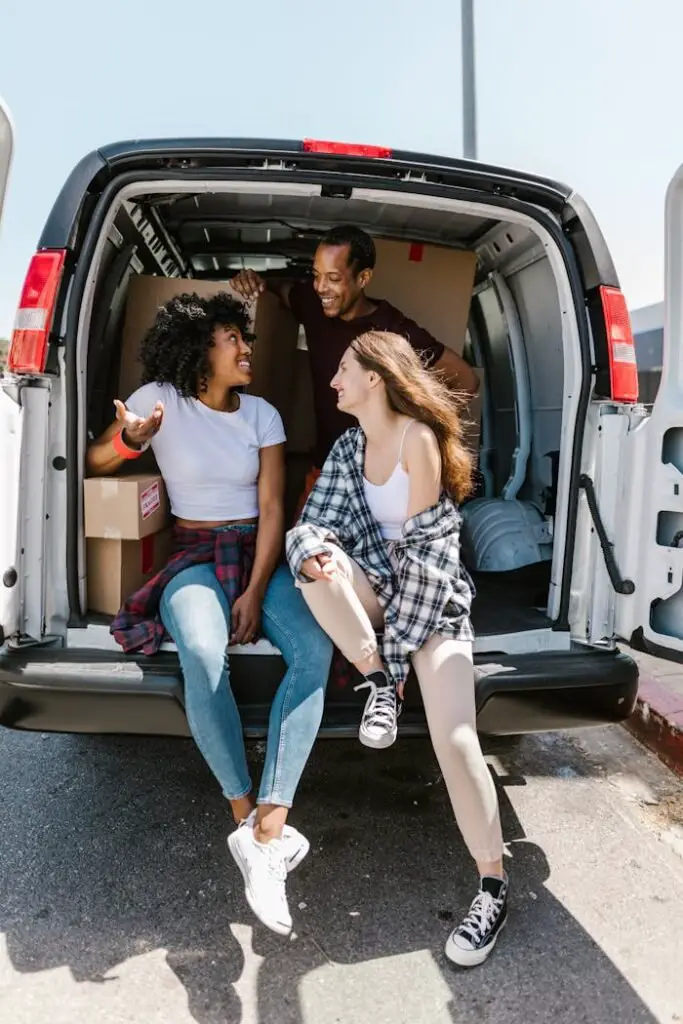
354, 670, 399, 749
445, 873, 508, 967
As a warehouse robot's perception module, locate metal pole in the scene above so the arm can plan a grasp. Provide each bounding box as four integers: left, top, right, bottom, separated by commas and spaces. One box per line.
461, 0, 477, 160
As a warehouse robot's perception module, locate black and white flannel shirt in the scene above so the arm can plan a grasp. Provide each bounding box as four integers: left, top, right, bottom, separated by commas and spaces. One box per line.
285, 427, 475, 688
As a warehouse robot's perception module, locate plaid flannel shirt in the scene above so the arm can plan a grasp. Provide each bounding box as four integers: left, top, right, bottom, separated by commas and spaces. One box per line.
111, 525, 256, 655
285, 427, 475, 688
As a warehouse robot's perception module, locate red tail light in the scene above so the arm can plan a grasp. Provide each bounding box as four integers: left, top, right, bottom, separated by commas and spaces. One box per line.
599, 285, 639, 403
8, 250, 66, 374
302, 138, 392, 159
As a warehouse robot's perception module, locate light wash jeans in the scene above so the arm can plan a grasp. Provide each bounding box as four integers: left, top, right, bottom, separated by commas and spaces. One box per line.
160, 559, 333, 807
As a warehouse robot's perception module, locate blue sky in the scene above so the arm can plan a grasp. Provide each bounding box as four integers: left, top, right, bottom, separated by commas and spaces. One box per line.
0, 0, 680, 336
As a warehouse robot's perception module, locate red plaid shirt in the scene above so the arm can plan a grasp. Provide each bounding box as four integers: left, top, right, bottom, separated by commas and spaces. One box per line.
111, 524, 256, 655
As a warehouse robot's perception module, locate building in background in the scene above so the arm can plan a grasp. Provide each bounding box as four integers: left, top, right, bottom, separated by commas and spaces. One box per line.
630, 301, 663, 406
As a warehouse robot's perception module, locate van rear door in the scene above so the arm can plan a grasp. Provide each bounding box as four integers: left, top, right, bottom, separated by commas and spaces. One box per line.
0, 100, 54, 647
613, 161, 683, 657
0, 98, 18, 645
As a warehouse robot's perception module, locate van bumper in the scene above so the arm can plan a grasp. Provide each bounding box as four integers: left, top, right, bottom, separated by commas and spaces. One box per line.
0, 644, 638, 738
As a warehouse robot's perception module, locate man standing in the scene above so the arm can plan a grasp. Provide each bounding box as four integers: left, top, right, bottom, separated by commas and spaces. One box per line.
232, 225, 478, 507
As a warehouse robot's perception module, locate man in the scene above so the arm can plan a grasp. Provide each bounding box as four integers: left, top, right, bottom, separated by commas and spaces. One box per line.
232, 225, 478, 510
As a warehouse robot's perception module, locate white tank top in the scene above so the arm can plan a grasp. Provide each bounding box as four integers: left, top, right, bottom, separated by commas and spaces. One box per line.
363, 421, 413, 541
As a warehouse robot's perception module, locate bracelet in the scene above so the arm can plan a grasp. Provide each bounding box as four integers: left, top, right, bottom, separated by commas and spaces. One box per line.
112, 428, 149, 460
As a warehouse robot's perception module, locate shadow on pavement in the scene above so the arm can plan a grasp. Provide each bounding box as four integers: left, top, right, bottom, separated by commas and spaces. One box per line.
0, 731, 661, 1024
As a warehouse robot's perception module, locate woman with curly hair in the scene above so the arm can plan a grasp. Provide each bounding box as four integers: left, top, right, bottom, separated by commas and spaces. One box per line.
286, 330, 507, 967
87, 291, 333, 937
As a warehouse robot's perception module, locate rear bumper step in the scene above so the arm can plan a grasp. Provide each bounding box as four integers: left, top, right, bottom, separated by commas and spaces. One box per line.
0, 645, 638, 737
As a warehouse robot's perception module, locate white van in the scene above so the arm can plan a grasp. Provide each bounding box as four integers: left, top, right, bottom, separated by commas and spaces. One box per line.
5, 111, 675, 741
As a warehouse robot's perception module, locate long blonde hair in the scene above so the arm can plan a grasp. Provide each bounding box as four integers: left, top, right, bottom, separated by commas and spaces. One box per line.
351, 330, 474, 503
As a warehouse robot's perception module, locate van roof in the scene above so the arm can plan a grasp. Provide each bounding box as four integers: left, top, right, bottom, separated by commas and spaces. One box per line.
39, 138, 574, 252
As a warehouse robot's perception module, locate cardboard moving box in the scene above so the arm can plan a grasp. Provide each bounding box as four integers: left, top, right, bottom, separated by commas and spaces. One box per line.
87, 529, 172, 616
84, 473, 170, 540
371, 240, 477, 355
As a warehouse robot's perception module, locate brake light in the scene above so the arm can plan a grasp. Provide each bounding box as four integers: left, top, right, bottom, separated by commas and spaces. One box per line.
599, 285, 638, 403
302, 138, 392, 159
8, 250, 66, 374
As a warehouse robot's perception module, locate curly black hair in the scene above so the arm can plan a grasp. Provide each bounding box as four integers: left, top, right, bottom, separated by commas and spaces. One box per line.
138, 291, 253, 397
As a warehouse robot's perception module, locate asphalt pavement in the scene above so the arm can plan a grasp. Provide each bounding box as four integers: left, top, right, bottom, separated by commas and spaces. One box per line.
0, 724, 682, 1024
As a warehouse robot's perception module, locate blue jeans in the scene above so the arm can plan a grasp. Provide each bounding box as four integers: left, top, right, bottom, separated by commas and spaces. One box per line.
159, 560, 333, 807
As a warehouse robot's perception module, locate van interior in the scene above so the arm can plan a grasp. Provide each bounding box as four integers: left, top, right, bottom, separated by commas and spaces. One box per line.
76, 182, 575, 659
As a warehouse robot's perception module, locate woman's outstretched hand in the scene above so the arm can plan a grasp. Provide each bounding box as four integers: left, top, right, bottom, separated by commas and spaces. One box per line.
113, 398, 164, 447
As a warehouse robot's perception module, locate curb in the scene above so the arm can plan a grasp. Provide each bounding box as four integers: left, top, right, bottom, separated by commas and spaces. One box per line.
624, 673, 683, 777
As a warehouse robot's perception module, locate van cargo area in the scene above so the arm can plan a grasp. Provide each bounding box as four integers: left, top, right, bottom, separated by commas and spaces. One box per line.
78, 187, 568, 646
0, 141, 640, 736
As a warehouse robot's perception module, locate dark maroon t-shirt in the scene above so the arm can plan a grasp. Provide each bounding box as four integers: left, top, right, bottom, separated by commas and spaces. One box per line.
289, 281, 445, 466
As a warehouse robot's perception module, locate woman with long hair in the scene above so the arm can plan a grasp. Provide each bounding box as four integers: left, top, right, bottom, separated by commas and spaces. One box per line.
87, 292, 333, 937
286, 330, 507, 967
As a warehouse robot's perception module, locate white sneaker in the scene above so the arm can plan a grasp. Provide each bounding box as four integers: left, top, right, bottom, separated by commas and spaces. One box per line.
242, 811, 310, 872
228, 825, 292, 936
354, 678, 399, 749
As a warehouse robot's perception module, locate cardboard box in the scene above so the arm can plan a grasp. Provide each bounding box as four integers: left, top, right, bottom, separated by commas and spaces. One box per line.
87, 528, 172, 616
118, 276, 300, 418
371, 240, 477, 355
84, 473, 170, 540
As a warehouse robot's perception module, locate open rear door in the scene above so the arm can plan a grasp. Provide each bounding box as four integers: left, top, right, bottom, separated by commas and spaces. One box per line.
0, 100, 52, 648
0, 99, 17, 645
613, 161, 683, 657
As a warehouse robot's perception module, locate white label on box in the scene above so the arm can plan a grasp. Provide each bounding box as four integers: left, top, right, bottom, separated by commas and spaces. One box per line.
140, 481, 161, 520
101, 479, 119, 499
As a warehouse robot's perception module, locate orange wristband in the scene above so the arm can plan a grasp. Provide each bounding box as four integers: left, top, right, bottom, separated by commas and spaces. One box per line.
112, 429, 147, 460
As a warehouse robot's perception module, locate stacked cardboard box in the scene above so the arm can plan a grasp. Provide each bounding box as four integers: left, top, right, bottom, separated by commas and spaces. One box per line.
84, 472, 172, 615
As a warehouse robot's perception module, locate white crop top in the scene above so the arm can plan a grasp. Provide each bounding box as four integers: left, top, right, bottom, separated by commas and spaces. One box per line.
125, 382, 286, 521
363, 421, 413, 541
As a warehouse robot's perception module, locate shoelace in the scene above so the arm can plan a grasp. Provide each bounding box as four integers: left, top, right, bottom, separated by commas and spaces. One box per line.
457, 889, 502, 944
354, 679, 397, 729
261, 840, 287, 884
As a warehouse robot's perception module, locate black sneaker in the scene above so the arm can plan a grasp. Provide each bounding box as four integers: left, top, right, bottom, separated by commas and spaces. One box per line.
354, 677, 399, 749
445, 873, 508, 967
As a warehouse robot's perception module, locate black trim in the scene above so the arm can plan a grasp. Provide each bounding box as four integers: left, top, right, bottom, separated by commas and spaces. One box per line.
62, 164, 594, 629
579, 475, 635, 595
0, 645, 638, 738
563, 193, 622, 401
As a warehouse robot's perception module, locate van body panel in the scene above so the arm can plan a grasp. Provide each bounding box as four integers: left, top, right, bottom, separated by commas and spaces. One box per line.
0, 382, 51, 644
0, 645, 638, 737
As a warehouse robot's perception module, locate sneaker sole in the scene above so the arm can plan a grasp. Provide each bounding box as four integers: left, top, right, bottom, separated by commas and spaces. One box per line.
444, 916, 507, 968
227, 832, 292, 937
359, 726, 398, 750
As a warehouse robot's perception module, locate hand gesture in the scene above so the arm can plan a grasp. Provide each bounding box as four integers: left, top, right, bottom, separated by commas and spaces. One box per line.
113, 399, 164, 448
231, 269, 266, 303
